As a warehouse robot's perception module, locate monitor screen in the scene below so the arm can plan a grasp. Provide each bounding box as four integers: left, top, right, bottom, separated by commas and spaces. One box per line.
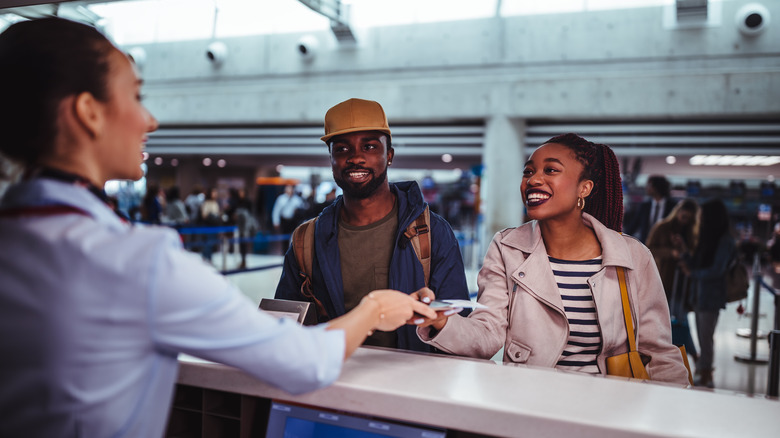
265, 401, 447, 438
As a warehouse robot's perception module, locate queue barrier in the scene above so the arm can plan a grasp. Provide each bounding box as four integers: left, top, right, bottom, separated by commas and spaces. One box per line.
758, 277, 780, 398
168, 224, 290, 272
737, 253, 780, 398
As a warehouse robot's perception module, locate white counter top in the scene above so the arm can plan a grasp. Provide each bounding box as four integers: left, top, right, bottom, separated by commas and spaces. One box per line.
177, 347, 778, 438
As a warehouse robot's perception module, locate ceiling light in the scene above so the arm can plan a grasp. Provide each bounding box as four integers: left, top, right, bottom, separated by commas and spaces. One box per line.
689, 155, 780, 166
666, 155, 677, 164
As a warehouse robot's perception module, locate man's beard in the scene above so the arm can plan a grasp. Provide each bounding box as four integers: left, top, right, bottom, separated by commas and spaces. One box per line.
334, 166, 388, 200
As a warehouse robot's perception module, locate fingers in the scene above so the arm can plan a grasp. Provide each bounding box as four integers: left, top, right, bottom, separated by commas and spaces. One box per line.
412, 287, 436, 304
368, 290, 437, 332
411, 299, 437, 320
441, 307, 463, 317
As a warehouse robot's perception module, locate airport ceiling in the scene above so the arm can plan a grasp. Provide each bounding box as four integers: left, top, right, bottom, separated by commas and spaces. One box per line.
2, 1, 779, 184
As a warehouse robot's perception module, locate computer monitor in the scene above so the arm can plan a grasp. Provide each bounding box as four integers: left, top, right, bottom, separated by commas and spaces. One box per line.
265, 401, 447, 438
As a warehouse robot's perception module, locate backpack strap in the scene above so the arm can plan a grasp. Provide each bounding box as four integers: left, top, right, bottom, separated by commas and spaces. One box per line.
403, 205, 432, 287
291, 217, 327, 318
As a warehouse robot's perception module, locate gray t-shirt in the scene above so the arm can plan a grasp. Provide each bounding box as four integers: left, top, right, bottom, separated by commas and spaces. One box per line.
338, 201, 399, 348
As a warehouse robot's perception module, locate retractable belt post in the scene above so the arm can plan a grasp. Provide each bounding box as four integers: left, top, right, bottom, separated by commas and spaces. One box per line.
736, 253, 769, 364
767, 282, 780, 398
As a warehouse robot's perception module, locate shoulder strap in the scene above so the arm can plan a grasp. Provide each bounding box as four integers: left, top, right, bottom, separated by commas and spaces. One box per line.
403, 205, 432, 287
616, 267, 638, 353
616, 266, 650, 378
617, 265, 693, 384
291, 217, 327, 318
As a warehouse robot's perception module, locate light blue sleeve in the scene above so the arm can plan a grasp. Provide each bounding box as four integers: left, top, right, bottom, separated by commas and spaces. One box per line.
146, 232, 345, 394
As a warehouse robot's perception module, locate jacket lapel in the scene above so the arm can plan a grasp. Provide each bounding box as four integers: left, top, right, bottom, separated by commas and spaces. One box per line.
316, 200, 347, 315
500, 214, 638, 313
503, 223, 565, 312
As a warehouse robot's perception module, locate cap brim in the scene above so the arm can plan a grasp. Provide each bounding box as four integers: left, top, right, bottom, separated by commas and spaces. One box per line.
321, 127, 392, 144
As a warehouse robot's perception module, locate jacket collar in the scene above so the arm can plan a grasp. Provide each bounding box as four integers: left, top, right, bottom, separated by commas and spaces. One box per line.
313, 180, 427, 315
501, 212, 636, 270
318, 180, 425, 238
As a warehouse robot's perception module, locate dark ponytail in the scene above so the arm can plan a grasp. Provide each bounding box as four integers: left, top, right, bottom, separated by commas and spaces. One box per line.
0, 17, 113, 168
545, 133, 624, 232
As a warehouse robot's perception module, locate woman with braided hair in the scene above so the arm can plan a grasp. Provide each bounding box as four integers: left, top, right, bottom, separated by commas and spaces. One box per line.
414, 133, 690, 385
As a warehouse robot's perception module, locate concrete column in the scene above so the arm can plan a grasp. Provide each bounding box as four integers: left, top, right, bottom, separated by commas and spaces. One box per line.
480, 116, 526, 252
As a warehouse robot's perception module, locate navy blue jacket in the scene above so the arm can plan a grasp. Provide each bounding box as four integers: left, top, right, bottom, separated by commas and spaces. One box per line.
274, 181, 470, 352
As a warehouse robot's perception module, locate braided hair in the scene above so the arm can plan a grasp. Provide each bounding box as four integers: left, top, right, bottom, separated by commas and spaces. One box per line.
544, 133, 624, 232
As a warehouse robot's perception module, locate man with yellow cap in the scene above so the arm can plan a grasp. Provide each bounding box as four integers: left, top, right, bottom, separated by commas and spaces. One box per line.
275, 98, 470, 352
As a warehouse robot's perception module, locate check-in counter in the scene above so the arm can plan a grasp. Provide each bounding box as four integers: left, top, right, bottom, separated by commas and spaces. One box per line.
170, 347, 777, 438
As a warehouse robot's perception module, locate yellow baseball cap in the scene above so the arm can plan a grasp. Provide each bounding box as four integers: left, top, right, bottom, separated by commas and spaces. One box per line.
321, 98, 392, 144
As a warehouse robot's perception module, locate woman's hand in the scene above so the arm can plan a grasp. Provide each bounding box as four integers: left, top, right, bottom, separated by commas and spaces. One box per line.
329, 289, 439, 360
361, 289, 437, 332
407, 287, 460, 331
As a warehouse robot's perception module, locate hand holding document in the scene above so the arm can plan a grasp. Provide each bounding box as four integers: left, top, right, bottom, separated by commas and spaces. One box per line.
429, 299, 488, 311
407, 288, 487, 329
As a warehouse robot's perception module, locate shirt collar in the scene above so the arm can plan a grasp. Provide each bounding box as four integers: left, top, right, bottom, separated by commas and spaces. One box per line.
1, 178, 127, 230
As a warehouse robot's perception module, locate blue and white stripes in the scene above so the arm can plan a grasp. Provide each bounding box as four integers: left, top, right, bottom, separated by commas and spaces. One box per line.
549, 256, 602, 375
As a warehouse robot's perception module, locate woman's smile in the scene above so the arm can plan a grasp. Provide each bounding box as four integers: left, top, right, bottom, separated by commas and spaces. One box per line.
525, 189, 551, 207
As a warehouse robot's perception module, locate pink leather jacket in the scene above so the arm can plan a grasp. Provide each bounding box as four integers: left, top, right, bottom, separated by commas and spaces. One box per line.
419, 213, 690, 386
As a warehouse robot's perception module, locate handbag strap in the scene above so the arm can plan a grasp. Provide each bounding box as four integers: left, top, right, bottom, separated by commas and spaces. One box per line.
616, 266, 638, 352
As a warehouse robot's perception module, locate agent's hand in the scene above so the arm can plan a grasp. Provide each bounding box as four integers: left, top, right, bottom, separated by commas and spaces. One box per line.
407, 287, 459, 331
361, 290, 437, 332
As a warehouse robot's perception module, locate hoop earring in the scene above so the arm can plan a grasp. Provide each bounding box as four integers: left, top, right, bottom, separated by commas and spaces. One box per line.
577, 197, 585, 210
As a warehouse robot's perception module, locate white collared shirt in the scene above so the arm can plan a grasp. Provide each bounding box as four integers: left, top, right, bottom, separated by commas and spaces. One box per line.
271, 192, 305, 226
650, 198, 666, 226
0, 178, 344, 438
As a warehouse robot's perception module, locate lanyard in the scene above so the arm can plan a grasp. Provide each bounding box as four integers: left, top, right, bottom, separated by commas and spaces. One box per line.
1, 167, 128, 223
0, 204, 90, 218
36, 167, 109, 204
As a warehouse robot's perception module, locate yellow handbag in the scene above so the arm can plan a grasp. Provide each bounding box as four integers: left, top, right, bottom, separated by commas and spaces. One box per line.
606, 267, 693, 385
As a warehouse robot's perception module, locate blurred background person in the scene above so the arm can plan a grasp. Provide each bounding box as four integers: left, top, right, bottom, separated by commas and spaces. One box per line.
163, 185, 189, 225
185, 184, 205, 223
272, 184, 305, 252
625, 175, 675, 243
646, 198, 700, 363
141, 183, 163, 224
679, 198, 736, 388
226, 187, 258, 269
199, 187, 223, 262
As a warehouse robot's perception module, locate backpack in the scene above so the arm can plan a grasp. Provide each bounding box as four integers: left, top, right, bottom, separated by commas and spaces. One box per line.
725, 251, 749, 303
291, 205, 432, 318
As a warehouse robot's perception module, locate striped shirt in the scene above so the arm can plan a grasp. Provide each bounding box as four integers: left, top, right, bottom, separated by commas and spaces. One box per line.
550, 256, 603, 375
